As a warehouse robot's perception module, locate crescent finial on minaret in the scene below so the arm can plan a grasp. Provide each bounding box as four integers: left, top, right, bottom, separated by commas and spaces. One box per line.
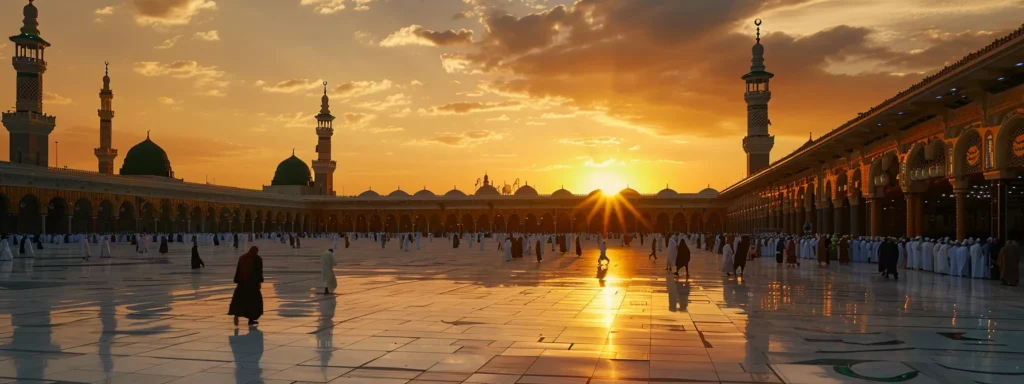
323, 81, 328, 95
105, 61, 109, 76
755, 19, 762, 43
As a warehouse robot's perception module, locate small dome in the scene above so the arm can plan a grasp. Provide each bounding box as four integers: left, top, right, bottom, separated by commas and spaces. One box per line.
358, 189, 380, 198
514, 185, 538, 197
657, 188, 678, 197
444, 188, 466, 198
413, 189, 435, 197
388, 189, 410, 197
587, 189, 603, 197
619, 187, 640, 197
270, 154, 311, 186
698, 187, 720, 197
475, 184, 500, 196
120, 136, 173, 178
552, 188, 573, 197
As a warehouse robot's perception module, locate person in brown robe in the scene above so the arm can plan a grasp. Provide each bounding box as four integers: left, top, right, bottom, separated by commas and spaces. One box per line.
816, 234, 830, 266
785, 237, 798, 267
734, 235, 749, 275
997, 240, 1019, 286
228, 246, 264, 326
838, 236, 850, 264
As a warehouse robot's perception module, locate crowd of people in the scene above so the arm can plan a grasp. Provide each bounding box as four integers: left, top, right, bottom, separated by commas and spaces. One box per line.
1, 228, 1019, 329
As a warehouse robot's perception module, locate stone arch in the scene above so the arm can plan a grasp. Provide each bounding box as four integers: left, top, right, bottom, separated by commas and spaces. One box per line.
672, 212, 686, 232
507, 214, 521, 233
326, 213, 338, 232
445, 213, 459, 233
341, 215, 353, 232
355, 214, 368, 232
655, 212, 670, 233
540, 213, 554, 233
429, 214, 442, 235
707, 212, 722, 233
369, 214, 382, 232
176, 204, 189, 232
384, 214, 398, 233
16, 194, 41, 234
243, 209, 253, 232
218, 207, 231, 232
97, 200, 115, 233
994, 112, 1024, 170
139, 201, 156, 233
45, 196, 68, 234
478, 214, 492, 233
207, 207, 218, 232
158, 200, 173, 232
413, 214, 426, 233
524, 213, 538, 233
461, 213, 474, 232
118, 200, 136, 232
556, 213, 570, 232
954, 128, 983, 178
190, 206, 203, 232
572, 213, 587, 232
868, 151, 900, 196
71, 198, 93, 233
493, 214, 506, 233
689, 211, 703, 232
233, 209, 243, 232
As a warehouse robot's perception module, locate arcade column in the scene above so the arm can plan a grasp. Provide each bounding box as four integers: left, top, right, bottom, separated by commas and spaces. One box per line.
869, 198, 881, 237
955, 188, 968, 240
991, 179, 1008, 240
850, 197, 863, 237
905, 193, 920, 238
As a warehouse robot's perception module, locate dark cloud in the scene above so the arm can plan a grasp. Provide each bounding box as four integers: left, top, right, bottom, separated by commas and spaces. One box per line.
381, 25, 474, 47
443, 0, 1014, 138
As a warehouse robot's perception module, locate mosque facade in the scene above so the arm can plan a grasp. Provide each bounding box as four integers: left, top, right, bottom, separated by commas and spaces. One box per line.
7, 2, 1024, 241
0, 0, 726, 236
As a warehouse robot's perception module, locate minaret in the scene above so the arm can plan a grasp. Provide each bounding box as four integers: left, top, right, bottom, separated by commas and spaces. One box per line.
742, 18, 775, 177
312, 82, 337, 195
95, 62, 117, 174
2, 0, 56, 167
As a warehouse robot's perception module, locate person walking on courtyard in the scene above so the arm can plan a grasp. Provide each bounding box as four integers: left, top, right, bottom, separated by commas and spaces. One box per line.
649, 237, 658, 260
81, 236, 92, 261
229, 246, 264, 326
535, 238, 542, 263
879, 237, 900, 280
721, 241, 734, 276
734, 235, 749, 276
159, 235, 168, 254
0, 236, 13, 261
785, 237, 798, 267
321, 249, 337, 294
575, 235, 583, 257
191, 242, 205, 269
998, 240, 1019, 286
675, 237, 691, 277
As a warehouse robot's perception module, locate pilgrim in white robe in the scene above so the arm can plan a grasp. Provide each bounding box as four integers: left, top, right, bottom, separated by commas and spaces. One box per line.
721, 244, 735, 274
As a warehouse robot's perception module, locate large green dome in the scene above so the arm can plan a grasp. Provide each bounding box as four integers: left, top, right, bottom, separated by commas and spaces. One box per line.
120, 137, 173, 177
271, 154, 312, 186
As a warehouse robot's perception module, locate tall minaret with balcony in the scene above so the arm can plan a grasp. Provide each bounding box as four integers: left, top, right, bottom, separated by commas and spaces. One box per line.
742, 19, 775, 177
312, 82, 337, 196
3, 0, 56, 166
95, 62, 117, 174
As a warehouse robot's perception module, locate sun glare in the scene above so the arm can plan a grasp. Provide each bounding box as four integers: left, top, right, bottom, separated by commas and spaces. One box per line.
588, 171, 626, 195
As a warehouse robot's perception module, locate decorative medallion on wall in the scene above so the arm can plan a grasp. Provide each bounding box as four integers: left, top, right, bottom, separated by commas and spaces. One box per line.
966, 145, 981, 166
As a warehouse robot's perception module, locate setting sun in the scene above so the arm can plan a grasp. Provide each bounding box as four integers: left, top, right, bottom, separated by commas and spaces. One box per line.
587, 171, 627, 195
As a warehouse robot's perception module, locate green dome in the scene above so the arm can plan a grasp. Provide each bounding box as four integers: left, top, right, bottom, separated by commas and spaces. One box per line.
120, 137, 173, 177
271, 154, 312, 186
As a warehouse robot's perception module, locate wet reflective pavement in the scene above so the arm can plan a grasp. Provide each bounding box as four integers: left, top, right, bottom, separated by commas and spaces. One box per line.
0, 238, 1022, 383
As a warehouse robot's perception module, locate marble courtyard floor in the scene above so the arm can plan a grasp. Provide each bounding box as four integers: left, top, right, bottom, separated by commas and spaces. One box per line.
0, 239, 1022, 384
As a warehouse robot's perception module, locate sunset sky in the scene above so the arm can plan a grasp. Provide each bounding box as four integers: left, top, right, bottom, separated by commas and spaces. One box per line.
1, 0, 1022, 196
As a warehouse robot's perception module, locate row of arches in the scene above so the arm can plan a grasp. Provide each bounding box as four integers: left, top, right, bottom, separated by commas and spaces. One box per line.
0, 192, 725, 235
323, 211, 722, 235
730, 114, 1024, 239
0, 194, 309, 234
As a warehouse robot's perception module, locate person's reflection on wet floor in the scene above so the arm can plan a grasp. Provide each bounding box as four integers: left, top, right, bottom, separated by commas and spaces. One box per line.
667, 278, 690, 312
